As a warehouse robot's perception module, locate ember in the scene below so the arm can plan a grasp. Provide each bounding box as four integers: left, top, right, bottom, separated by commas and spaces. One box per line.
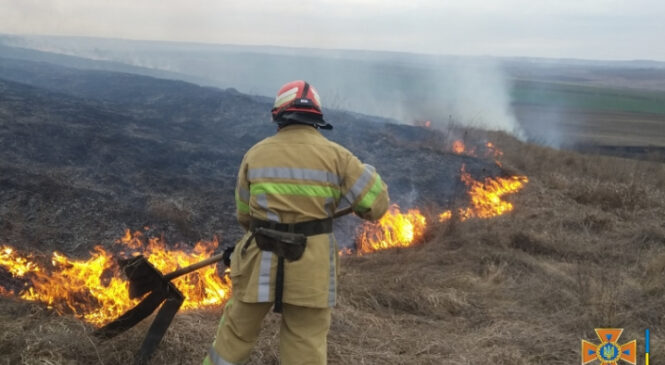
485, 142, 503, 159
450, 139, 503, 160
412, 120, 432, 128
452, 140, 467, 154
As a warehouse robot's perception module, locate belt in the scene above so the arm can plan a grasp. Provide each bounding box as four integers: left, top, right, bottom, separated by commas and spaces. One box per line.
247, 217, 333, 315
249, 218, 333, 236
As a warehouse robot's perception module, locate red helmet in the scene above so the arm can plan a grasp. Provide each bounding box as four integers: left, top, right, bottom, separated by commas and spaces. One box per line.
271, 80, 331, 129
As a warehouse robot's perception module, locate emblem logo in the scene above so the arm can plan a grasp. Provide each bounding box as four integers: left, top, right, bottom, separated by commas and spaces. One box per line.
581, 328, 636, 365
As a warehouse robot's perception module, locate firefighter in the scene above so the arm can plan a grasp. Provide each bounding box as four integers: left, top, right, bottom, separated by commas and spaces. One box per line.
204, 80, 389, 365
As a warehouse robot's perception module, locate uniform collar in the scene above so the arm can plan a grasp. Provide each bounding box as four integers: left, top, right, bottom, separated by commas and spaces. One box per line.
277, 124, 322, 135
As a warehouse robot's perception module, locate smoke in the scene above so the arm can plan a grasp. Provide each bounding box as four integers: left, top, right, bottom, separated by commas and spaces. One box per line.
1, 35, 525, 138
513, 103, 569, 148
439, 59, 525, 137
324, 56, 526, 138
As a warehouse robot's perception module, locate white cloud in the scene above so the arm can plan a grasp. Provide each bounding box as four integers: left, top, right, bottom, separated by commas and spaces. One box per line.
0, 0, 664, 60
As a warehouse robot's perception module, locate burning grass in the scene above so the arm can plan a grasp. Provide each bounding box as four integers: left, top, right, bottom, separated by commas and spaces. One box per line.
355, 166, 528, 255
0, 231, 231, 327
356, 205, 427, 254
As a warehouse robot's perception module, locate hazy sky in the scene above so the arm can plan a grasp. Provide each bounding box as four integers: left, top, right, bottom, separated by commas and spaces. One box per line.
2, 0, 665, 61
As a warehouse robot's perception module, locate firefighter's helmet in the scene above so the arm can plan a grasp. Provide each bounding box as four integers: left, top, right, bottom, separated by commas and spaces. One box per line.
271, 80, 332, 129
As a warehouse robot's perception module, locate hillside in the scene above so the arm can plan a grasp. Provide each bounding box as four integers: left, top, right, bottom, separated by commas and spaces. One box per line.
1, 58, 664, 364
0, 57, 500, 253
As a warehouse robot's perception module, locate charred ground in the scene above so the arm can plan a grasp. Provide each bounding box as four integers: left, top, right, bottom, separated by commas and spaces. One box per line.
0, 57, 499, 254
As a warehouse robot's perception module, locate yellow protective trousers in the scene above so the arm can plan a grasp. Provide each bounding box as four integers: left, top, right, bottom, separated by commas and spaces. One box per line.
203, 297, 331, 365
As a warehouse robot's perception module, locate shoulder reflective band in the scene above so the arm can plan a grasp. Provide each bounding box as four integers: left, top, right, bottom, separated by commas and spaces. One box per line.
250, 182, 340, 198
343, 164, 376, 205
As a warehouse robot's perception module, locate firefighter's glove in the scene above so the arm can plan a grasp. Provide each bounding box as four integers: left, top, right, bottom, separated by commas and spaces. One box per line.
222, 246, 235, 267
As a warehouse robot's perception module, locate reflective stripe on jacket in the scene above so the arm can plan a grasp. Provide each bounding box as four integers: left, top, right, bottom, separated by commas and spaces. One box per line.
231, 124, 389, 308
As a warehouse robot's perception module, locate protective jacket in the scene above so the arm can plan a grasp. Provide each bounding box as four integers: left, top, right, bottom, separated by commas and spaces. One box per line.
230, 124, 389, 308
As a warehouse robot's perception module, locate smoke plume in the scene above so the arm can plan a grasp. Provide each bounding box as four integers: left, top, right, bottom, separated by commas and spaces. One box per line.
1, 36, 525, 137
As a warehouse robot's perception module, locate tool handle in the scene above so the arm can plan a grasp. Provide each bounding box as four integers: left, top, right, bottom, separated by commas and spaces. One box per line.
333, 207, 353, 218
164, 252, 226, 281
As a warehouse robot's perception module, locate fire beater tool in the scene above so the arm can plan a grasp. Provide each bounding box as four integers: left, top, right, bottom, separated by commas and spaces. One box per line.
94, 207, 353, 364
94, 252, 229, 365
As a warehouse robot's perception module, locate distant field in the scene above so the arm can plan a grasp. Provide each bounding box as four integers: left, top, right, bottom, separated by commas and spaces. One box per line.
512, 80, 665, 115
512, 80, 665, 149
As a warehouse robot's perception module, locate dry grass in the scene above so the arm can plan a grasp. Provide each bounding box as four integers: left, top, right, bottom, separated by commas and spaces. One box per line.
2, 133, 665, 364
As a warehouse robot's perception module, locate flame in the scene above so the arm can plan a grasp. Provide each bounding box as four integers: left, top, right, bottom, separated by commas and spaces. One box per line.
450, 140, 504, 165
356, 205, 427, 254
1, 246, 41, 276
451, 140, 481, 155
485, 142, 503, 159
451, 139, 479, 156
120, 231, 231, 310
452, 140, 466, 154
357, 163, 528, 253
413, 120, 432, 128
0, 231, 231, 326
338, 247, 354, 257
485, 142, 504, 167
439, 166, 528, 222
459, 168, 528, 219
438, 210, 452, 222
